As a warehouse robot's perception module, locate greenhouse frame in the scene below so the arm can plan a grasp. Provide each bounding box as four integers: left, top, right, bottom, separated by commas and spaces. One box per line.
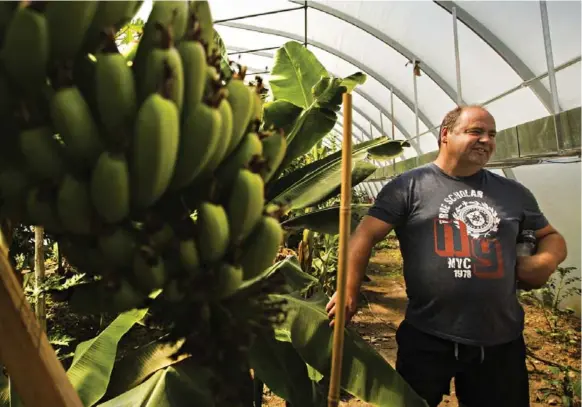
140, 0, 581, 311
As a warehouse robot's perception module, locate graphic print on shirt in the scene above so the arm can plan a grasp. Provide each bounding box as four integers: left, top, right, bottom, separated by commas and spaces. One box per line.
433, 189, 503, 279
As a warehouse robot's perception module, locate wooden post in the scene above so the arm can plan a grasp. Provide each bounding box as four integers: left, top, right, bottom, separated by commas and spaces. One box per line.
34, 226, 46, 332
328, 92, 353, 407
0, 238, 83, 407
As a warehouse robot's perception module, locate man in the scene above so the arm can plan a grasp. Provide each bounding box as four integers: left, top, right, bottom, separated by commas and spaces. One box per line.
326, 105, 567, 407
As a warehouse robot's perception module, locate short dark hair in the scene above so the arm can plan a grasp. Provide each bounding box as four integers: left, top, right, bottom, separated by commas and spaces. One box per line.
437, 104, 488, 147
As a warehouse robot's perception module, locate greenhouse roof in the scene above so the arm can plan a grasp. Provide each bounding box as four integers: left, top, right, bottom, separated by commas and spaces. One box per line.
135, 2, 580, 165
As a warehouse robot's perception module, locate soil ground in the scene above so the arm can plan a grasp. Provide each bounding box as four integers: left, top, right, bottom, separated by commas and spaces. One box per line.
262, 236, 582, 407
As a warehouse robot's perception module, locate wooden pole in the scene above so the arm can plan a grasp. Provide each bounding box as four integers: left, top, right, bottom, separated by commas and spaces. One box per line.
328, 92, 353, 407
0, 235, 83, 407
34, 226, 46, 332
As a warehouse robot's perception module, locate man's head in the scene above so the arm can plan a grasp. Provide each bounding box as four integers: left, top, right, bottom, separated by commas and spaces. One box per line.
437, 105, 497, 170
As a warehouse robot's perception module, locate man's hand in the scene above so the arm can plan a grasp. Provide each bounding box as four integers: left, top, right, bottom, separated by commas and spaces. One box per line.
326, 290, 358, 327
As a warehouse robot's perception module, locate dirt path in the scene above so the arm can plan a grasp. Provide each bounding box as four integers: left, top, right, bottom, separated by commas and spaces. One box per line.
263, 241, 581, 407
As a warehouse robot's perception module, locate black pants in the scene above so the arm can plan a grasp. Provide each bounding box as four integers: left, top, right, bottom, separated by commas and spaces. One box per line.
395, 320, 530, 407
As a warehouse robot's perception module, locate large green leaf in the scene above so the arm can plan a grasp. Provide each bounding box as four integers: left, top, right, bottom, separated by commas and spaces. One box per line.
97, 360, 215, 407
249, 332, 320, 407
266, 41, 367, 170
104, 338, 187, 400
277, 105, 338, 169
279, 71, 367, 169
271, 291, 428, 407
367, 140, 410, 161
307, 160, 377, 208
281, 204, 373, 235
267, 137, 390, 210
269, 41, 327, 109
66, 307, 149, 406
262, 99, 303, 138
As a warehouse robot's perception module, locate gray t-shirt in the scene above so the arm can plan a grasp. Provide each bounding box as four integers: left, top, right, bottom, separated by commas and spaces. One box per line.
368, 163, 548, 346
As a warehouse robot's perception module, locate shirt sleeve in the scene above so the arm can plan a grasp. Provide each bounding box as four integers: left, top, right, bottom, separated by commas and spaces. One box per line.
521, 185, 549, 231
367, 174, 409, 227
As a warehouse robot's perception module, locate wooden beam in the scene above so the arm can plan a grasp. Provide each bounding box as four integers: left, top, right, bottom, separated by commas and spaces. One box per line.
0, 246, 83, 407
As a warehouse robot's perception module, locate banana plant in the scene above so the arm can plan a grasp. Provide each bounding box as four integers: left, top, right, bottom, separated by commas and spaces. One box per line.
259, 41, 409, 230
0, 257, 426, 407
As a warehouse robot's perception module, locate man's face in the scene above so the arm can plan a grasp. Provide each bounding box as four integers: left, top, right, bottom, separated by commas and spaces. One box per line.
442, 107, 497, 167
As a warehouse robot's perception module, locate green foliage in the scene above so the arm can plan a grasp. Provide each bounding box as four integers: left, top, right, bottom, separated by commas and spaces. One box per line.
519, 266, 581, 342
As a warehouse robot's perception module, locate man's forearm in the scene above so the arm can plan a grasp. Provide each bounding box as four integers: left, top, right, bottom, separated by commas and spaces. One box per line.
536, 231, 567, 269
517, 231, 567, 287
345, 234, 374, 296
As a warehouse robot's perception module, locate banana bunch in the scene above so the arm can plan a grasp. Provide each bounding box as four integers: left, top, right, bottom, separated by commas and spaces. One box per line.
0, 2, 289, 404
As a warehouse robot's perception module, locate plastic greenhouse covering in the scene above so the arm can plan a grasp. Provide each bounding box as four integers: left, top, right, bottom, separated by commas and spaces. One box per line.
136, 0, 582, 310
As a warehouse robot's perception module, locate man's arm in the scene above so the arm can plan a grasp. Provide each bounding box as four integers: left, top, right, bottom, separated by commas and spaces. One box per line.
326, 215, 394, 326
516, 224, 567, 288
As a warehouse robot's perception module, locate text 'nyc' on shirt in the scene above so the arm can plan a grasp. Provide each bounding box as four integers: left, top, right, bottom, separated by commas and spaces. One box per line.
368, 163, 548, 347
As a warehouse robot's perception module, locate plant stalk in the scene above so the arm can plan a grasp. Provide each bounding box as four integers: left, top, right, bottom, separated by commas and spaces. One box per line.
328, 92, 353, 407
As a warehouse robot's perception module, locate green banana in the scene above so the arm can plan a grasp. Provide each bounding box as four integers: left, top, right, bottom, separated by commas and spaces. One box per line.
259, 130, 287, 182
170, 102, 221, 190
215, 132, 263, 188
26, 187, 62, 233
45, 2, 98, 61
227, 169, 264, 244
133, 1, 189, 90
131, 93, 180, 210
238, 216, 283, 280
139, 23, 184, 112
0, 167, 30, 221
91, 151, 130, 224
0, 2, 17, 41
0, 71, 12, 122
224, 77, 254, 158
197, 94, 233, 179
57, 173, 93, 235
50, 86, 104, 169
178, 11, 207, 113
95, 45, 137, 147
148, 222, 175, 253
107, 279, 147, 313
179, 238, 201, 275
213, 263, 243, 300
18, 126, 66, 182
83, 1, 140, 52
190, 1, 215, 53
98, 226, 136, 268
196, 202, 229, 264
133, 246, 167, 293
1, 7, 49, 90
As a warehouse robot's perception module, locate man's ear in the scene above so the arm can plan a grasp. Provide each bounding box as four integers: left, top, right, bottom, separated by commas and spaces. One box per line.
440, 127, 448, 146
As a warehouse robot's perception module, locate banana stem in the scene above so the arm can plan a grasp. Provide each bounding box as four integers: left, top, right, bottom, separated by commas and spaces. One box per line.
327, 92, 352, 407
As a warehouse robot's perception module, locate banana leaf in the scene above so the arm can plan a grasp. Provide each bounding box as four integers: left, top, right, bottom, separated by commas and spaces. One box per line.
104, 338, 188, 400
266, 137, 390, 210
97, 359, 215, 407
281, 204, 373, 235
306, 160, 377, 208
367, 140, 410, 161
266, 41, 367, 169
269, 41, 328, 109
249, 330, 321, 407
262, 99, 303, 138
66, 307, 149, 407
271, 291, 428, 407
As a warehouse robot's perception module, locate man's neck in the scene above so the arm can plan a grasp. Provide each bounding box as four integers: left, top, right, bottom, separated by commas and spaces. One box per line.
433, 155, 482, 178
